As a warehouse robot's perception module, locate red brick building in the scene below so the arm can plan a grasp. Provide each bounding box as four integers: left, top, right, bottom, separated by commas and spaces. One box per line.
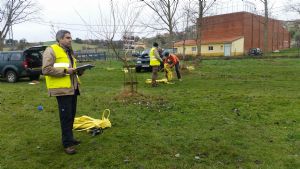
200, 12, 290, 53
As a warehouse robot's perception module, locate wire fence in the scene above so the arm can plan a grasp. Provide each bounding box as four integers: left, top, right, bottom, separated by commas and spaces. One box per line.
75, 51, 107, 62
74, 47, 300, 63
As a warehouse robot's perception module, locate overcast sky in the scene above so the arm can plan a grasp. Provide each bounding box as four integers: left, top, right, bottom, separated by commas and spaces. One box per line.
10, 0, 300, 42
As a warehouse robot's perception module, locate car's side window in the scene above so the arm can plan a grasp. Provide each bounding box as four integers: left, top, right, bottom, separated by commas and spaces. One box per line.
2, 53, 10, 61
10, 53, 22, 61
0, 53, 3, 61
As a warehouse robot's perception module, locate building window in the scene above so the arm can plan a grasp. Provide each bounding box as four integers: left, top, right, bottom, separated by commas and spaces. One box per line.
208, 46, 213, 51
192, 47, 197, 51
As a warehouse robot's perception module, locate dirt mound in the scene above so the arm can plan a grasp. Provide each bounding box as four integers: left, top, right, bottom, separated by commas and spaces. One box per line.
114, 91, 168, 107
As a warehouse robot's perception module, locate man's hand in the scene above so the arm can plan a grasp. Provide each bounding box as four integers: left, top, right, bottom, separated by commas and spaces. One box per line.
66, 68, 76, 75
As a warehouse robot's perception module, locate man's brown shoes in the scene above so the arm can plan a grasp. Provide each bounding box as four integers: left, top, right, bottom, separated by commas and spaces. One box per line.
64, 146, 76, 155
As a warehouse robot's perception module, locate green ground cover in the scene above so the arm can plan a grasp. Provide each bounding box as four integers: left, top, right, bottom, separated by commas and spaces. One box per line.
0, 58, 299, 169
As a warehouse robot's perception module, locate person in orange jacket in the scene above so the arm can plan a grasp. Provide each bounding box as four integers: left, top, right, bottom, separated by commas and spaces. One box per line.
163, 52, 182, 81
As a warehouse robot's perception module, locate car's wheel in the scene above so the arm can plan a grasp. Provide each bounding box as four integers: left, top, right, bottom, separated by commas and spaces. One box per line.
136, 67, 141, 72
30, 75, 40, 81
6, 70, 18, 83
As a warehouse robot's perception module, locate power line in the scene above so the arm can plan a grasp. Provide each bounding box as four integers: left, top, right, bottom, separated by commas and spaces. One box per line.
32, 20, 150, 28
30, 21, 163, 35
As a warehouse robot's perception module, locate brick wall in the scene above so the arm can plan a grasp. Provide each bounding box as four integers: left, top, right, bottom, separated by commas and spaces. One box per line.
200, 12, 290, 53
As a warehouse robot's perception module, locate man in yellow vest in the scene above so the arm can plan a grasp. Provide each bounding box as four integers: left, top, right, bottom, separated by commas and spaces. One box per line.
149, 42, 163, 87
42, 30, 83, 155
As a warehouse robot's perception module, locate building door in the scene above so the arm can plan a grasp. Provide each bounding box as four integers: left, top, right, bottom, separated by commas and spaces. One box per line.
224, 44, 231, 57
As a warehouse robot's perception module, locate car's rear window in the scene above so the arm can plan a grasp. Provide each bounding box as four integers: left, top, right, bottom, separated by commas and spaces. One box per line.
10, 53, 22, 60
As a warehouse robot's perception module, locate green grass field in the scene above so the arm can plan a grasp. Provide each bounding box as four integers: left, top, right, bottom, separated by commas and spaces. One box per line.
0, 58, 299, 169
265, 47, 300, 57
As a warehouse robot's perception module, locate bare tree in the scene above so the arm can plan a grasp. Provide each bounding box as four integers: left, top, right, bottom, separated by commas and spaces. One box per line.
0, 0, 40, 50
194, 0, 216, 58
49, 22, 60, 41
286, 1, 300, 16
286, 1, 300, 49
181, 0, 215, 58
77, 0, 142, 60
139, 0, 180, 46
285, 0, 300, 23
180, 0, 194, 59
77, 0, 143, 93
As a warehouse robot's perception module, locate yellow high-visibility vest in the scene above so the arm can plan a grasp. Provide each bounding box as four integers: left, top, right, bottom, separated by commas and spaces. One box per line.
45, 44, 78, 89
149, 47, 160, 66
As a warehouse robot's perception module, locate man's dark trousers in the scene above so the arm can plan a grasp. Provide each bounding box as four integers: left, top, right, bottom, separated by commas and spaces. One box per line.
56, 94, 77, 148
174, 62, 181, 79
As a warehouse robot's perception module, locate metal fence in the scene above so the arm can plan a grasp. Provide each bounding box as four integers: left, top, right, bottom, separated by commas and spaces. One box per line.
75, 52, 107, 62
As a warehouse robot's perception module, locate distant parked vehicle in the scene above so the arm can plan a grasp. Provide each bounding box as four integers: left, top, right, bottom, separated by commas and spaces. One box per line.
135, 49, 151, 72
131, 52, 141, 57
0, 46, 47, 83
248, 48, 263, 56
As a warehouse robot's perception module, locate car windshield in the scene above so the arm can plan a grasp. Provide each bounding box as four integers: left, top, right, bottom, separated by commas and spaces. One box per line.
140, 49, 150, 57
142, 49, 149, 54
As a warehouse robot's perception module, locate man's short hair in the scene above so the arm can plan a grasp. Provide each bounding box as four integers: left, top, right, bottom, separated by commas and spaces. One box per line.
56, 30, 71, 42
164, 51, 169, 57
153, 42, 158, 47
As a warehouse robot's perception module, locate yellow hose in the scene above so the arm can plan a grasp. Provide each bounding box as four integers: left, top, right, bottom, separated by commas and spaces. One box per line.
73, 109, 111, 132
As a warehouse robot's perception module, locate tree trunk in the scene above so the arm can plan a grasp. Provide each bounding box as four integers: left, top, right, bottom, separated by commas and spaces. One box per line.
263, 0, 269, 54
183, 39, 186, 60
196, 0, 204, 58
0, 38, 4, 51
196, 24, 202, 57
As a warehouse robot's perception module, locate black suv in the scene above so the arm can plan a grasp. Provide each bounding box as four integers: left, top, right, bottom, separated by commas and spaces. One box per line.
0, 46, 47, 83
135, 49, 151, 72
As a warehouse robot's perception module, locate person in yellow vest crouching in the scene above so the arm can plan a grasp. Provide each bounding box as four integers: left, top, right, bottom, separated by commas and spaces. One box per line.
149, 42, 163, 87
42, 30, 84, 155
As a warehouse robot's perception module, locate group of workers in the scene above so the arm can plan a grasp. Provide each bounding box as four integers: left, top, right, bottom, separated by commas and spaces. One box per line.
149, 42, 182, 87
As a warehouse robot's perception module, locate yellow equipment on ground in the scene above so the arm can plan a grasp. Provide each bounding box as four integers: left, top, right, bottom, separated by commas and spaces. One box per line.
73, 109, 111, 132
186, 65, 195, 71
145, 63, 175, 85
164, 63, 173, 81
145, 78, 174, 84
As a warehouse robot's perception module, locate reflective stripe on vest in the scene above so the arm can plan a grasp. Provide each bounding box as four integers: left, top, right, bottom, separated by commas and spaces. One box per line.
149, 47, 160, 66
45, 44, 78, 89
